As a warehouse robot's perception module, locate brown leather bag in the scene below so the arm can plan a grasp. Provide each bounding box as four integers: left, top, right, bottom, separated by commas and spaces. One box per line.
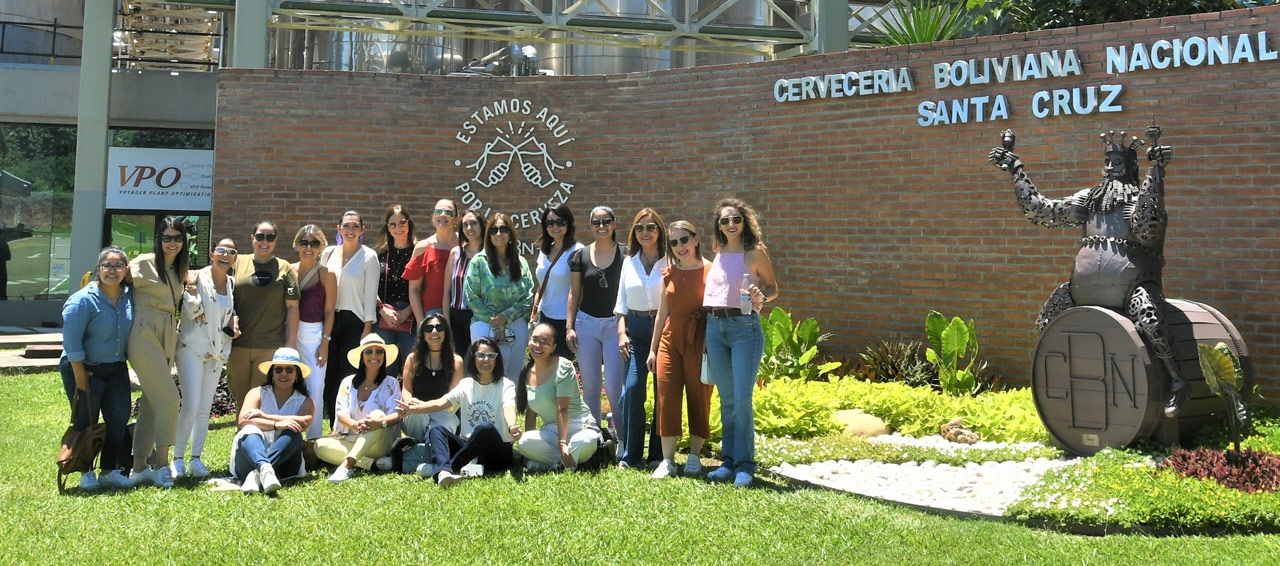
57, 391, 106, 493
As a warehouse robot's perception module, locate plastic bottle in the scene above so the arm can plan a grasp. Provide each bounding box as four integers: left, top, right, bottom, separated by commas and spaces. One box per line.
739, 273, 753, 314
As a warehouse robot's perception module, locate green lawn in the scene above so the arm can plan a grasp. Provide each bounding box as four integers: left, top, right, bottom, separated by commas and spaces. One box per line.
7, 371, 1280, 564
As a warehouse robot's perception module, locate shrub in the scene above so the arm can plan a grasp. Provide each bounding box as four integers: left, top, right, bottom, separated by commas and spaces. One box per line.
1165, 447, 1280, 494
856, 339, 938, 389
753, 378, 842, 439
759, 308, 841, 383
830, 378, 1049, 443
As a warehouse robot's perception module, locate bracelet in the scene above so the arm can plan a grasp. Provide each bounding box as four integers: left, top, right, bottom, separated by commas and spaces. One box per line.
322, 334, 331, 340
558, 440, 568, 446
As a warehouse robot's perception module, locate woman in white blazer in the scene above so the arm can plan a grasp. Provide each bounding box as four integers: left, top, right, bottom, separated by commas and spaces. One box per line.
173, 238, 239, 480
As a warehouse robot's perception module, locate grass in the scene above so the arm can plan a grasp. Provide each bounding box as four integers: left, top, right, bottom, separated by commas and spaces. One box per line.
9, 371, 1280, 563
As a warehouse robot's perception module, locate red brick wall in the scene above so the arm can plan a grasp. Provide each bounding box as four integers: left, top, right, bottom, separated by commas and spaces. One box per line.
214, 6, 1280, 394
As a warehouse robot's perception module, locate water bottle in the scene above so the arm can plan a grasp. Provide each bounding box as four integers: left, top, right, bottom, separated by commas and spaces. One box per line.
739, 273, 753, 315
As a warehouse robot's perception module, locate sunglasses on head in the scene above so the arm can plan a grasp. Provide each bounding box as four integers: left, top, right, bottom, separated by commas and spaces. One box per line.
253, 232, 277, 242
669, 235, 693, 248
273, 366, 296, 374
475, 352, 499, 361
590, 218, 614, 227
491, 225, 512, 236
434, 208, 456, 217
214, 247, 238, 256
387, 220, 409, 229
422, 323, 446, 333
718, 215, 744, 226
545, 218, 568, 228
635, 223, 659, 233
297, 239, 322, 249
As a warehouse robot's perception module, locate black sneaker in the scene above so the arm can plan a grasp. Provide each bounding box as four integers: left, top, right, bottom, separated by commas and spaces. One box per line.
1164, 379, 1188, 418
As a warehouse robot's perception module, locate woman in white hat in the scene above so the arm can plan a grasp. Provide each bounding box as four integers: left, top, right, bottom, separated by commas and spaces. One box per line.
230, 347, 315, 494
315, 334, 403, 483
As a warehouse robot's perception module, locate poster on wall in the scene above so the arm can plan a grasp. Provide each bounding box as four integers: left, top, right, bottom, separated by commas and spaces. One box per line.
106, 147, 213, 211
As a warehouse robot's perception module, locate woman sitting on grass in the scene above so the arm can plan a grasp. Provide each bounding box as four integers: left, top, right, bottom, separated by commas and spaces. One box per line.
515, 323, 601, 471
398, 336, 521, 486
399, 311, 463, 449
231, 348, 315, 495
316, 334, 403, 483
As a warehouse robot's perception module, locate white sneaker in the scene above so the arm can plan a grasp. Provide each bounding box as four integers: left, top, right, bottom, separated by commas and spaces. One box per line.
415, 463, 436, 479
99, 469, 135, 489
155, 465, 175, 488
187, 458, 210, 479
130, 467, 156, 486
242, 470, 260, 493
258, 463, 281, 494
436, 470, 462, 488
683, 455, 703, 476
650, 459, 677, 479
328, 466, 353, 484
170, 459, 186, 479
79, 471, 99, 491
460, 460, 485, 477
374, 456, 394, 471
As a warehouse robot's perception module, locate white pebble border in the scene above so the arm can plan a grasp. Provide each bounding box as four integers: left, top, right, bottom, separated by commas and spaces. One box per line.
770, 433, 1077, 516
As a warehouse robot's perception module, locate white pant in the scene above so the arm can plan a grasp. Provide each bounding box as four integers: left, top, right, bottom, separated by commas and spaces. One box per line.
175, 348, 225, 459
297, 321, 328, 438
471, 318, 529, 377
574, 312, 624, 427
517, 419, 601, 467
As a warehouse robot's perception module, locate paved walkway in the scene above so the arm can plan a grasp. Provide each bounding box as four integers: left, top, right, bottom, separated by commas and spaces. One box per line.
0, 329, 63, 374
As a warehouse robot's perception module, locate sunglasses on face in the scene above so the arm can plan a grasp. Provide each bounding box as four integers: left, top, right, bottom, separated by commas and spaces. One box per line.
491, 225, 511, 236
669, 235, 693, 248
297, 239, 322, 249
214, 247, 238, 256
363, 348, 385, 357
475, 352, 499, 361
434, 209, 456, 217
273, 366, 296, 374
422, 323, 446, 333
590, 218, 614, 228
718, 215, 744, 226
545, 218, 568, 228
387, 220, 409, 229
160, 234, 184, 244
100, 262, 126, 271
635, 223, 659, 233
254, 233, 277, 242
529, 336, 553, 347
341, 223, 362, 231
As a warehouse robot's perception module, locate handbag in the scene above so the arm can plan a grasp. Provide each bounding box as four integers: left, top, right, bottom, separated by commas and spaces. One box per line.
378, 251, 414, 333
57, 391, 107, 493
700, 350, 713, 385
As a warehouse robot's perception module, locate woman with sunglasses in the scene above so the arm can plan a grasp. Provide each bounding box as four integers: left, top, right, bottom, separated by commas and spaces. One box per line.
316, 334, 403, 483
127, 216, 191, 488
323, 210, 380, 428
60, 246, 135, 490
405, 199, 459, 328
531, 204, 581, 359
399, 312, 463, 450
374, 204, 418, 379
291, 224, 336, 439
646, 220, 713, 480
614, 208, 666, 469
441, 209, 485, 352
462, 213, 533, 368
397, 337, 520, 486
229, 220, 300, 416
172, 237, 239, 480
703, 198, 777, 488
516, 323, 601, 471
566, 206, 625, 432
232, 348, 315, 494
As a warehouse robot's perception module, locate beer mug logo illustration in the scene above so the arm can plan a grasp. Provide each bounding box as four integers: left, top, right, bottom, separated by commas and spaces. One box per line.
461, 122, 571, 190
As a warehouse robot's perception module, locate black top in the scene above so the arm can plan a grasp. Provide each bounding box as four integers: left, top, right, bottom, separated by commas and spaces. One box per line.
570, 245, 623, 318
379, 245, 413, 306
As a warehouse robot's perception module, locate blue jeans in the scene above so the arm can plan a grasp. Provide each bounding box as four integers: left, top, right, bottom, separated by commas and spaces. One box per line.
705, 313, 763, 475
234, 429, 303, 481
618, 313, 661, 466
376, 324, 417, 380
427, 422, 513, 476
60, 357, 131, 472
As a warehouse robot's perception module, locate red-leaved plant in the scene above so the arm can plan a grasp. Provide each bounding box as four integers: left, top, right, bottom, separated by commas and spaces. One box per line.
1165, 447, 1280, 494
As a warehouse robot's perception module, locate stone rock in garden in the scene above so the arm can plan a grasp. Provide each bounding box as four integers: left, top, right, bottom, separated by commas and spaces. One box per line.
940, 417, 980, 444
835, 409, 890, 437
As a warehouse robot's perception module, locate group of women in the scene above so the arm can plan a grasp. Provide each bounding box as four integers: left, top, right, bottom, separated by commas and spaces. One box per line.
60, 197, 777, 492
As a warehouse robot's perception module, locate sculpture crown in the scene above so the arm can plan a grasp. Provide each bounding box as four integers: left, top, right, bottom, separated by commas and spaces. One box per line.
1100, 130, 1145, 155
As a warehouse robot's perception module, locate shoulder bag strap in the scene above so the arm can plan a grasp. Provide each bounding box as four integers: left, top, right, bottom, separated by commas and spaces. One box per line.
532, 245, 569, 320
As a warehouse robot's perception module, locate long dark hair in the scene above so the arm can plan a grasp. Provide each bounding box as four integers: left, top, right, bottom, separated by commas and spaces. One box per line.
458, 209, 486, 248
353, 349, 389, 390
484, 213, 522, 281
268, 366, 309, 397
376, 203, 417, 254
464, 336, 505, 382
515, 323, 556, 415
712, 198, 763, 251
152, 216, 191, 285
409, 312, 455, 400
536, 204, 575, 256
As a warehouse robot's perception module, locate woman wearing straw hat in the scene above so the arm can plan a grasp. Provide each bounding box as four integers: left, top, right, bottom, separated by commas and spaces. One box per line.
315, 334, 403, 483
230, 347, 315, 495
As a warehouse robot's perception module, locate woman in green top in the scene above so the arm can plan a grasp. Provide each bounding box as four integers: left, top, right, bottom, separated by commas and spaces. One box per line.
515, 323, 601, 471
462, 213, 533, 368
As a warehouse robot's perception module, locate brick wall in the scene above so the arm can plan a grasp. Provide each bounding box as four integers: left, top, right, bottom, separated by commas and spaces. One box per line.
214, 6, 1280, 394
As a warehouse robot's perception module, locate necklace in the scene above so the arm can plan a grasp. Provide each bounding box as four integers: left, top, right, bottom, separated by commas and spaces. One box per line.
640, 250, 659, 273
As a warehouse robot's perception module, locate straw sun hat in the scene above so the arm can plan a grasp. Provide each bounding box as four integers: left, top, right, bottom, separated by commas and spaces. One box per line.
345, 334, 400, 369
256, 347, 312, 378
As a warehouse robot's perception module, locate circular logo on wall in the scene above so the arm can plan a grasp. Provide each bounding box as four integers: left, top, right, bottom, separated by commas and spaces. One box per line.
452, 99, 577, 242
